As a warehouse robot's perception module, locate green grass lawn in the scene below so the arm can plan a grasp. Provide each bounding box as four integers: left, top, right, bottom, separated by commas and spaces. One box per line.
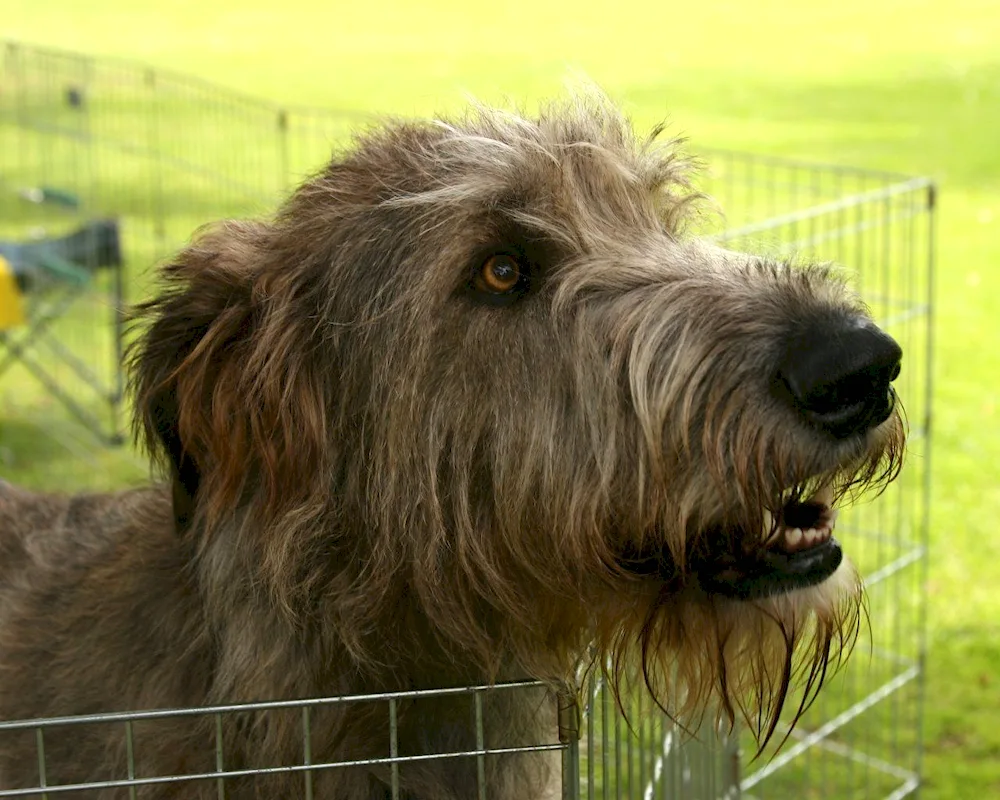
5, 1, 1000, 797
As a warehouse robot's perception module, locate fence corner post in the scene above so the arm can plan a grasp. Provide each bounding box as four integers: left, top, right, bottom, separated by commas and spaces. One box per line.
558, 686, 581, 800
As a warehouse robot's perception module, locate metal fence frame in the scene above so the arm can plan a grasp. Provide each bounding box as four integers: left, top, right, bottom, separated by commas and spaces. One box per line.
0, 41, 933, 800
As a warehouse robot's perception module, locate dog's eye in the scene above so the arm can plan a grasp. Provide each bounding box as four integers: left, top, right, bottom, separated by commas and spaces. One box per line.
474, 254, 523, 295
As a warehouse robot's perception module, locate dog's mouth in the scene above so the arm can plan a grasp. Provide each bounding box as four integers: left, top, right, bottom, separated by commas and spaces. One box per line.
619, 486, 844, 601
698, 485, 842, 600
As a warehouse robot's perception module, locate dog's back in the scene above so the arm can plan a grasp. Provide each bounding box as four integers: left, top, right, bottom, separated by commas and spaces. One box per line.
0, 482, 218, 796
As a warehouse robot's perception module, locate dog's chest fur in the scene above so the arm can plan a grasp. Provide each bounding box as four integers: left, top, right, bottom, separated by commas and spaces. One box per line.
0, 483, 556, 799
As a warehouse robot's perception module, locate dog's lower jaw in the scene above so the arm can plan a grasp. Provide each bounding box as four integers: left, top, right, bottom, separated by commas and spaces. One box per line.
759, 556, 862, 619
705, 554, 860, 622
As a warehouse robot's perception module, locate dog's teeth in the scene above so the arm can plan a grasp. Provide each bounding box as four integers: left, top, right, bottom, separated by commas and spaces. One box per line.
785, 527, 803, 549
762, 509, 774, 537
803, 528, 816, 545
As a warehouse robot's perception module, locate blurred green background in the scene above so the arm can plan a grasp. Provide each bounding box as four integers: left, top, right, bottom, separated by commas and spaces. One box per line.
4, 0, 999, 796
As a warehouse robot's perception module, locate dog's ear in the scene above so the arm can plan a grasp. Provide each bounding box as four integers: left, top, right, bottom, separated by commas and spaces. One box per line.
129, 221, 330, 534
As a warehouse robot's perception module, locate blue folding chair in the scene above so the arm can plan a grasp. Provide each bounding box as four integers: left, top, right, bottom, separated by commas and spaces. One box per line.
0, 219, 125, 443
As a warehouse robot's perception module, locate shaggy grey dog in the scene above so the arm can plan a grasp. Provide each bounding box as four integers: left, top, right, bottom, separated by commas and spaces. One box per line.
0, 95, 903, 799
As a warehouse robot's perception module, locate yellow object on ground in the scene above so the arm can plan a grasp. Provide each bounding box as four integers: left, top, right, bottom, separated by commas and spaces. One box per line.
0, 255, 26, 330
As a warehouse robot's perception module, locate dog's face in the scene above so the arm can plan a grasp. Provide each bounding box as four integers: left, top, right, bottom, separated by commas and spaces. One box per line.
131, 96, 903, 744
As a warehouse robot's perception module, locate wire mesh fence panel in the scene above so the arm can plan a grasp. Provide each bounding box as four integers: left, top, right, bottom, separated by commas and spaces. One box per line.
0, 42, 358, 488
692, 158, 934, 800
577, 678, 739, 800
0, 681, 571, 799
0, 41, 932, 800
0, 45, 124, 462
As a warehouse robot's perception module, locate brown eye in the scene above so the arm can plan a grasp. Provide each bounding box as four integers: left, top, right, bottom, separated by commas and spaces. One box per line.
474, 254, 522, 294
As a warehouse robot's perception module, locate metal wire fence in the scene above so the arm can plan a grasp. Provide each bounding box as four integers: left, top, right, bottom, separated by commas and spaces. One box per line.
0, 675, 738, 799
0, 41, 933, 799
0, 681, 564, 798
0, 41, 360, 466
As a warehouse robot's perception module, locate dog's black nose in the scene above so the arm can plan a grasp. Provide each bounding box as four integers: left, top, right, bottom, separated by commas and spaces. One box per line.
778, 315, 902, 439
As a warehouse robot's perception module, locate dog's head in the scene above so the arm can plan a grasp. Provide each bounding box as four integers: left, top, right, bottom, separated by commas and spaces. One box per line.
130, 95, 903, 745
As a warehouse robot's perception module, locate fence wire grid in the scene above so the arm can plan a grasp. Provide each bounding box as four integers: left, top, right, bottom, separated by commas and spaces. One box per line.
0, 41, 933, 799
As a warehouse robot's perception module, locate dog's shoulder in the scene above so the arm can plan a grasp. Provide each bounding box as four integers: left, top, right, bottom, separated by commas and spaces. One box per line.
0, 478, 68, 531
0, 482, 174, 572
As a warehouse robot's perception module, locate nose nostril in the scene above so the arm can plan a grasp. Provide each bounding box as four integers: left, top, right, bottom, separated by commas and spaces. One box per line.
778, 316, 902, 438
804, 376, 872, 416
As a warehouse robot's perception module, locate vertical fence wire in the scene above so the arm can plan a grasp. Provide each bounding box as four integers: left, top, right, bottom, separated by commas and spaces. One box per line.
125, 720, 138, 800
913, 183, 936, 794
214, 713, 226, 800
302, 705, 314, 800
389, 698, 401, 800
34, 728, 48, 800
559, 688, 581, 800
473, 691, 487, 800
